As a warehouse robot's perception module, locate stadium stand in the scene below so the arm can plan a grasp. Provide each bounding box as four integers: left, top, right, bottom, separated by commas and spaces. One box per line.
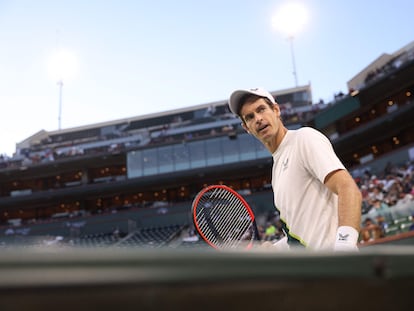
0, 41, 414, 250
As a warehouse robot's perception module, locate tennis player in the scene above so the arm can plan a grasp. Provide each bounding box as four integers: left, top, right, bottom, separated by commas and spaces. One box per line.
228, 87, 362, 251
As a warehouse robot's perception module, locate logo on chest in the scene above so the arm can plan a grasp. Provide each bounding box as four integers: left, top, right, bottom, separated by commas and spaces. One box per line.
282, 157, 289, 171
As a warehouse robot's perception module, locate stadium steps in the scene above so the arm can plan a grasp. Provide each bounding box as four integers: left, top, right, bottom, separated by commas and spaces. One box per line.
113, 225, 184, 248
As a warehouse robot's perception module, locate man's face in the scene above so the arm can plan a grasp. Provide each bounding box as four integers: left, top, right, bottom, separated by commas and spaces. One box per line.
240, 97, 282, 146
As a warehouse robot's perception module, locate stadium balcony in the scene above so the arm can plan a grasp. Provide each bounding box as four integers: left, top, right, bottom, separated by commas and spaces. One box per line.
1, 85, 319, 173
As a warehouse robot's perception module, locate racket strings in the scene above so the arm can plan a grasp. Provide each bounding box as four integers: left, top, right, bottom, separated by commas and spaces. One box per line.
194, 188, 254, 248
214, 190, 252, 246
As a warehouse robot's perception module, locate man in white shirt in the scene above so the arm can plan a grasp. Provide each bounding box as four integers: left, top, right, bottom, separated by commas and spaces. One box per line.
228, 87, 362, 251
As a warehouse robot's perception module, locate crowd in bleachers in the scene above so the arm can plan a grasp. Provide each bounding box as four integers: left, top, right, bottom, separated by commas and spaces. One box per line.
356, 161, 414, 244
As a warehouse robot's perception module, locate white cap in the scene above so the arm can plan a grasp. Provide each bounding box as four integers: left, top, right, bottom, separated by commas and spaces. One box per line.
228, 87, 276, 116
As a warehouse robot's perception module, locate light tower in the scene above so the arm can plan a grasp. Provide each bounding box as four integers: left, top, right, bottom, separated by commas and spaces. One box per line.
48, 48, 78, 130
272, 2, 308, 87
57, 79, 63, 130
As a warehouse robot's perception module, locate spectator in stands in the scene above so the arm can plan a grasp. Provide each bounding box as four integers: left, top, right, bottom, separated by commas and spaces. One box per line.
402, 174, 414, 194
384, 178, 404, 206
360, 218, 382, 243
228, 87, 361, 251
366, 198, 393, 223
410, 215, 414, 231
368, 185, 384, 202
375, 215, 387, 238
382, 175, 397, 193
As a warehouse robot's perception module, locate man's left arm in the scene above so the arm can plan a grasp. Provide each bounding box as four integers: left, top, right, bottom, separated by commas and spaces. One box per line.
325, 169, 362, 250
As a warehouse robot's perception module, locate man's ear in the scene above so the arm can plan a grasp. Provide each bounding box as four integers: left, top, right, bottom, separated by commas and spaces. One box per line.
273, 103, 281, 117
241, 122, 251, 134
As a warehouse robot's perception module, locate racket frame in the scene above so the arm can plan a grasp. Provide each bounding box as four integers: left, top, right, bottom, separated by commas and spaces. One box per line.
191, 185, 259, 249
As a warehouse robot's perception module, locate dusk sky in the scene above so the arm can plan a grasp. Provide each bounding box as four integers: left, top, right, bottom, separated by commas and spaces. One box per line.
1, 0, 413, 156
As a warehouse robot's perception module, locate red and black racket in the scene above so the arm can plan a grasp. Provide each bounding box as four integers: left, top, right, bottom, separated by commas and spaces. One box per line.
192, 185, 260, 250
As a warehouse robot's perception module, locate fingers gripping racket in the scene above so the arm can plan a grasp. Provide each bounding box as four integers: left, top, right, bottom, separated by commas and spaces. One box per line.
192, 185, 260, 250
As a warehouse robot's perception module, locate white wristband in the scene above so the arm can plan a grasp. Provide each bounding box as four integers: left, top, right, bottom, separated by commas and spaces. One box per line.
334, 226, 359, 251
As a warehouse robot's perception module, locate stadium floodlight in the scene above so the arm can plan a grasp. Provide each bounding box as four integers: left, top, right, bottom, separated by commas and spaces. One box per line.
47, 48, 78, 130
272, 1, 308, 87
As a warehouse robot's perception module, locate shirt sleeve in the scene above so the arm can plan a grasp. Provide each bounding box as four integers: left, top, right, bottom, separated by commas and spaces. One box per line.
297, 127, 346, 183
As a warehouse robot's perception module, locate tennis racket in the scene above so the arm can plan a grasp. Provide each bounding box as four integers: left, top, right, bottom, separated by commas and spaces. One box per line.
192, 185, 260, 250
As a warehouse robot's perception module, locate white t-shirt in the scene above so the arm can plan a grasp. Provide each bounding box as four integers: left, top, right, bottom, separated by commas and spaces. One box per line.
271, 127, 346, 250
